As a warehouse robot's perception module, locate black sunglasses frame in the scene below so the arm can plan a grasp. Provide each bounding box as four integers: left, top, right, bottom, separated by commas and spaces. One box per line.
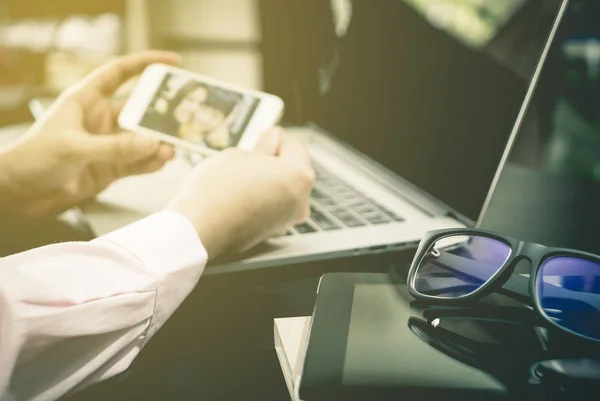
407, 228, 600, 343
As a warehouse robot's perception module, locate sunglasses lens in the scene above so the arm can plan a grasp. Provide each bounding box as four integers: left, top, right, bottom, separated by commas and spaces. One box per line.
414, 235, 511, 298
537, 256, 600, 340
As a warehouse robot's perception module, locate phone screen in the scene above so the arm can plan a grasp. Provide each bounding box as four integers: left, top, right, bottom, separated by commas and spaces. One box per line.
139, 72, 261, 150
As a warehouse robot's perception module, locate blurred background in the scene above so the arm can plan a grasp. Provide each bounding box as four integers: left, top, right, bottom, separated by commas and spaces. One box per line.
0, 0, 599, 183
0, 0, 264, 126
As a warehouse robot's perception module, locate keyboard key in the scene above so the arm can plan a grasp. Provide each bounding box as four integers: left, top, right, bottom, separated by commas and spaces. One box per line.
338, 194, 364, 204
363, 213, 392, 224
314, 197, 337, 207
379, 207, 405, 221
315, 174, 334, 183
346, 198, 369, 208
387, 212, 404, 222
353, 205, 380, 215
294, 222, 317, 234
313, 164, 404, 224
332, 195, 361, 206
331, 187, 357, 196
311, 189, 327, 200
327, 182, 350, 192
316, 177, 337, 186
310, 207, 340, 231
314, 167, 329, 177
330, 209, 366, 227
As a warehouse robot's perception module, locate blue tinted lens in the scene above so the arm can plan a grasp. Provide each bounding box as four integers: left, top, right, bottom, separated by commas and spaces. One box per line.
413, 235, 511, 298
537, 256, 600, 340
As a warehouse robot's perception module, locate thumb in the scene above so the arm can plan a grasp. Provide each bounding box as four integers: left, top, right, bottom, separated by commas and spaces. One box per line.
254, 127, 283, 156
79, 132, 161, 163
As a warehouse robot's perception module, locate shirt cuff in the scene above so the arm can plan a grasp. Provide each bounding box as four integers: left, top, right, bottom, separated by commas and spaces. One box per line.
95, 211, 207, 341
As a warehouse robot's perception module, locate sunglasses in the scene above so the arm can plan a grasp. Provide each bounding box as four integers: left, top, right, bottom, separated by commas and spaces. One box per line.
407, 229, 600, 342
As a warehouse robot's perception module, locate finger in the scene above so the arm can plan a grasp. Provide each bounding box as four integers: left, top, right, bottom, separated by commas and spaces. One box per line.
78, 132, 161, 163
157, 143, 176, 161
254, 126, 283, 155
278, 133, 312, 168
14, 196, 64, 218
274, 227, 291, 237
80, 50, 181, 96
110, 97, 128, 125
85, 97, 113, 134
14, 185, 86, 218
122, 156, 168, 177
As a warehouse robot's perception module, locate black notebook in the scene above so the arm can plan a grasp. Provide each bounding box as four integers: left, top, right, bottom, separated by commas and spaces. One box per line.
297, 273, 547, 401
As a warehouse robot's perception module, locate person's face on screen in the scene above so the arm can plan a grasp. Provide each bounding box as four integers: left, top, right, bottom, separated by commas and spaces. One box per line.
173, 86, 226, 132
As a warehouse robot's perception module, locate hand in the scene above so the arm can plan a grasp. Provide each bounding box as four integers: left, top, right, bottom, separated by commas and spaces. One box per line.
167, 128, 315, 259
0, 51, 181, 217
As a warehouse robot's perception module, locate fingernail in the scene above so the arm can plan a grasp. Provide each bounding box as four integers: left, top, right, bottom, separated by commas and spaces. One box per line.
132, 135, 160, 153
159, 144, 176, 160
170, 52, 183, 63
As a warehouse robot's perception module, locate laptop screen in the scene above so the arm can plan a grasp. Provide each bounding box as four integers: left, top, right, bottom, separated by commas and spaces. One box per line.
316, 0, 566, 222
479, 1, 600, 255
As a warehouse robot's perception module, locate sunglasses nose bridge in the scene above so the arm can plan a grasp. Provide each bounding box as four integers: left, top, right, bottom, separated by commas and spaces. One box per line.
518, 242, 547, 262
510, 243, 539, 275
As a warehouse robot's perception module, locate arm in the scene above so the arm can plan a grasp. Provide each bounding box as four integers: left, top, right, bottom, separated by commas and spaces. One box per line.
0, 49, 313, 401
0, 128, 314, 401
0, 211, 207, 401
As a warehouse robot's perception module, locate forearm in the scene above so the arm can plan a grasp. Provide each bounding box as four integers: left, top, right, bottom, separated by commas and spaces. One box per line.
0, 144, 22, 205
0, 211, 207, 401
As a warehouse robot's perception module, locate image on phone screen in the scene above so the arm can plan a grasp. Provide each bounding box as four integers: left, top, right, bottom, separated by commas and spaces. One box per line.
139, 72, 261, 150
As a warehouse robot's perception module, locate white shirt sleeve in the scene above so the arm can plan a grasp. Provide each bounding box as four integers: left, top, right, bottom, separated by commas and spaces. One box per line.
0, 211, 207, 401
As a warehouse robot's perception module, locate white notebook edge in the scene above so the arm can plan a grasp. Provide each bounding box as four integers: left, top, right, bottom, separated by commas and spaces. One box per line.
274, 316, 312, 401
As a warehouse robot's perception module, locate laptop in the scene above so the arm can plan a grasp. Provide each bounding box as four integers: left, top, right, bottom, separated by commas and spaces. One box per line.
30, 0, 568, 274
208, 0, 569, 273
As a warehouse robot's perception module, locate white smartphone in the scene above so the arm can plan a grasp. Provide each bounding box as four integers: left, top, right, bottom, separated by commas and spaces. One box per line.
118, 64, 284, 156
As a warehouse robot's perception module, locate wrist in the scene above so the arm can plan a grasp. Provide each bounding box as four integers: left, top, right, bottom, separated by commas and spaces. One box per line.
0, 145, 23, 204
165, 202, 224, 260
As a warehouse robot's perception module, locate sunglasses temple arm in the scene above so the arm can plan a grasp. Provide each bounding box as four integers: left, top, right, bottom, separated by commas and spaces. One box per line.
422, 305, 547, 327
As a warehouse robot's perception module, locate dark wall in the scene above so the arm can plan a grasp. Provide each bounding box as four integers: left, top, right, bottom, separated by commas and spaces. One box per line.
258, 0, 336, 124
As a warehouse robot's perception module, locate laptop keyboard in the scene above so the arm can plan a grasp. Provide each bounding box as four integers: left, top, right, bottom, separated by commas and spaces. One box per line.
290, 165, 404, 235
